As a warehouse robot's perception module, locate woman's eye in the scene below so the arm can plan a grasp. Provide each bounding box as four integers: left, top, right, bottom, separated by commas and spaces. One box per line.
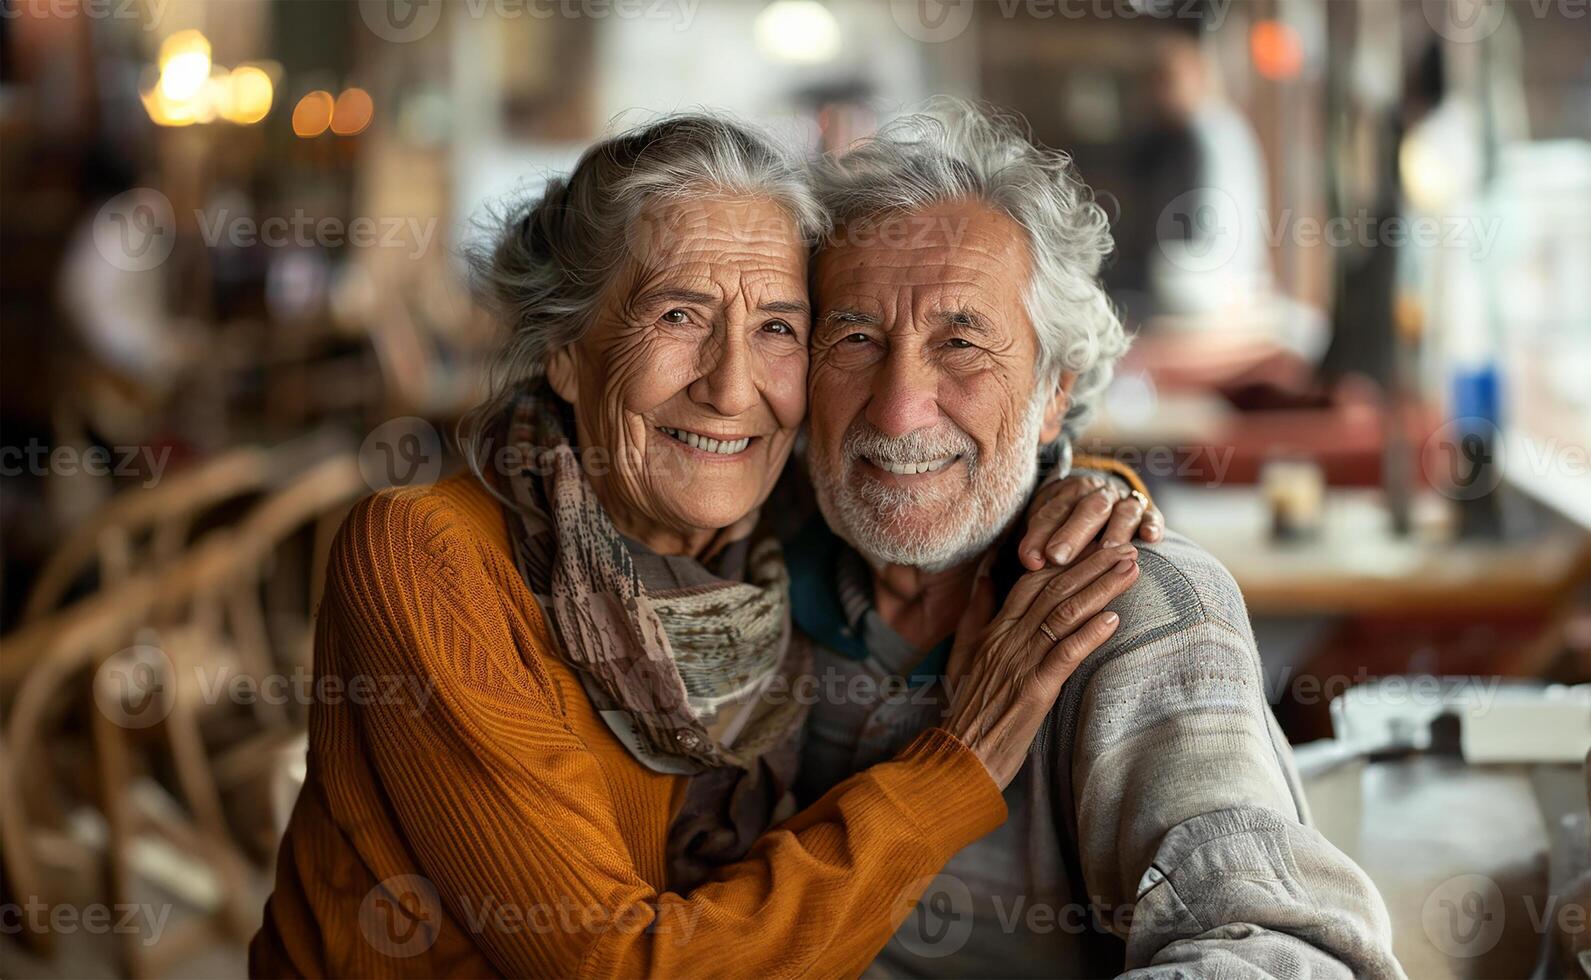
660, 309, 689, 324
946, 337, 976, 350
763, 320, 794, 336
844, 333, 871, 344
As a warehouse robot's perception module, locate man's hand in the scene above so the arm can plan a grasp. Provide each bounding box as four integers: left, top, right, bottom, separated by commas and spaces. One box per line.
1018, 473, 1164, 571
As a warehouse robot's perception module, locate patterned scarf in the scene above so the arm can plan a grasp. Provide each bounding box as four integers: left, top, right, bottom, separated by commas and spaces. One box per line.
500, 385, 810, 889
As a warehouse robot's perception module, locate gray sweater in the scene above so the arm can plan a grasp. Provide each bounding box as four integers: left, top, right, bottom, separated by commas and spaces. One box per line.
795, 531, 1406, 978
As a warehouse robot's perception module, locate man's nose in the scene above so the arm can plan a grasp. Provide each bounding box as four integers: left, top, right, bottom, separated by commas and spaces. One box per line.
689, 328, 759, 417
865, 350, 941, 438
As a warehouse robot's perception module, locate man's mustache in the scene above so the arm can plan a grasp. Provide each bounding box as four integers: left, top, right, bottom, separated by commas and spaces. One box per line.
841, 421, 977, 467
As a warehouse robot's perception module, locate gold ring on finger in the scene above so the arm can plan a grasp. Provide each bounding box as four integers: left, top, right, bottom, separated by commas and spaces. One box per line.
1038, 621, 1060, 644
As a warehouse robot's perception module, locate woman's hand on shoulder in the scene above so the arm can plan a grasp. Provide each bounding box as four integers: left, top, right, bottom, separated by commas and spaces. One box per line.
942, 545, 1140, 788
1018, 471, 1164, 571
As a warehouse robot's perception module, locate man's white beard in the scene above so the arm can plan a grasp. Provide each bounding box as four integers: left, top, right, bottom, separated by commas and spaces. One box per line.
812, 391, 1048, 573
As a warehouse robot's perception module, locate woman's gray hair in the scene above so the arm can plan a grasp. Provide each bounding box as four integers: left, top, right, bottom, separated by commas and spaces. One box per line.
462, 112, 827, 472
812, 98, 1128, 439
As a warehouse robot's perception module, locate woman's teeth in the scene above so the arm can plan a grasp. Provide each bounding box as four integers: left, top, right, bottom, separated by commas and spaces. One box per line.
872, 456, 957, 476
658, 427, 751, 455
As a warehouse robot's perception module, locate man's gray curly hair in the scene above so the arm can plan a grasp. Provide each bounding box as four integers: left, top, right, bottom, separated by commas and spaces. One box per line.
812, 99, 1128, 438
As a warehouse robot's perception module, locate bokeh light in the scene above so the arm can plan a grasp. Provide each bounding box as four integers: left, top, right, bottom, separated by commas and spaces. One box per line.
330, 87, 374, 136
1251, 21, 1304, 81
292, 90, 335, 138
157, 29, 212, 102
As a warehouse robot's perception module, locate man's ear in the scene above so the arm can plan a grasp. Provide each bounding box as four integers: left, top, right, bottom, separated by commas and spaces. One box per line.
545, 345, 579, 404
1039, 371, 1077, 445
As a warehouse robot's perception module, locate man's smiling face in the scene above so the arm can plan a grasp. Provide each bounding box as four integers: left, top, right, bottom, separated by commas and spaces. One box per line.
808, 198, 1072, 570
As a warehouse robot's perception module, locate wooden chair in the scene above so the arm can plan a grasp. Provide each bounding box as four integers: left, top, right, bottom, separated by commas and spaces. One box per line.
18, 431, 352, 628
1, 453, 366, 978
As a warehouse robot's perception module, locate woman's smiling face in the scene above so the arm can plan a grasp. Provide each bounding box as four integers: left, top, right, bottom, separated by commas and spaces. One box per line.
546, 194, 811, 554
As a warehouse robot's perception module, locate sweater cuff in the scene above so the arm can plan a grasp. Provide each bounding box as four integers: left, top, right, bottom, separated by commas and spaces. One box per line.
1072, 453, 1151, 501
883, 727, 1008, 860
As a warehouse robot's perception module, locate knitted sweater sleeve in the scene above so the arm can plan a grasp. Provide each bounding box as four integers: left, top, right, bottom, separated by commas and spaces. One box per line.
319, 488, 1007, 978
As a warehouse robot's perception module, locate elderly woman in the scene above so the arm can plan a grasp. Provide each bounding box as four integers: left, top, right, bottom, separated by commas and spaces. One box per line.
251, 115, 1154, 978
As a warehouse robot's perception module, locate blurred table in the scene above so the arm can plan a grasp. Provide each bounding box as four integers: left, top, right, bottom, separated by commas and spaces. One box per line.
1307, 756, 1562, 979
1158, 486, 1591, 618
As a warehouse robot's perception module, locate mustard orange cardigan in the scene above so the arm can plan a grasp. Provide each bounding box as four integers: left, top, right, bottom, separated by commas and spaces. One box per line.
251, 473, 1007, 978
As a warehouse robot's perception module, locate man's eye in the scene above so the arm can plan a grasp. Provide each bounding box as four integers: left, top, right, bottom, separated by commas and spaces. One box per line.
660, 309, 689, 324
946, 337, 976, 349
763, 320, 794, 336
844, 333, 871, 344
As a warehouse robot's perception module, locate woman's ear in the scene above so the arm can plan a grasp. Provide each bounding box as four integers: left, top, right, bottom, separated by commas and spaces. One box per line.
545, 346, 579, 404
1039, 372, 1077, 445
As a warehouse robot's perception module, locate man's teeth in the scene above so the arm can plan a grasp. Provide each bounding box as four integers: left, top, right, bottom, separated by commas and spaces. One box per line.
659, 427, 751, 455
871, 456, 957, 476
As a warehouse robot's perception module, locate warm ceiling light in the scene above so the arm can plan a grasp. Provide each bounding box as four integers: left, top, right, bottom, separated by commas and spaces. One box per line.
754, 0, 840, 65
141, 86, 200, 127
1250, 20, 1304, 81
157, 29, 212, 101
292, 90, 335, 138
225, 65, 274, 124
330, 87, 374, 136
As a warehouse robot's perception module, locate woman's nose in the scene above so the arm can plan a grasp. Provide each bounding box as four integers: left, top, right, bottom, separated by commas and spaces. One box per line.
688, 329, 759, 417
864, 351, 941, 437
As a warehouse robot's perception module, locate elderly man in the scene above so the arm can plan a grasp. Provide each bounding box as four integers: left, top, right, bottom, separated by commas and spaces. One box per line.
789, 101, 1404, 978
